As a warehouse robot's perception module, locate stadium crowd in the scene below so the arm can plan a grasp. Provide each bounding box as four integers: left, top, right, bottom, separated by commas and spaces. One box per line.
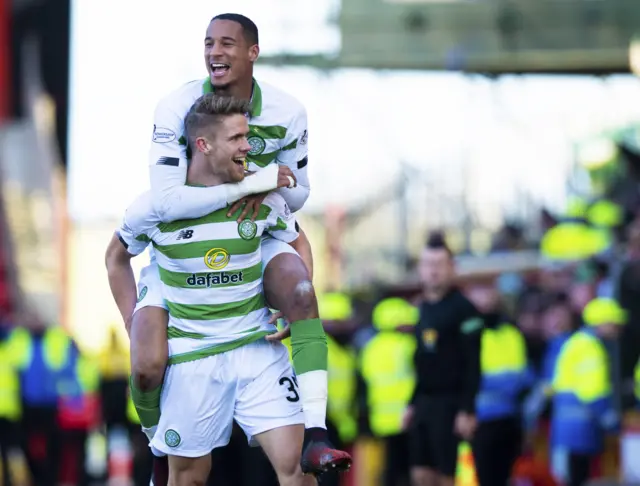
1, 165, 640, 486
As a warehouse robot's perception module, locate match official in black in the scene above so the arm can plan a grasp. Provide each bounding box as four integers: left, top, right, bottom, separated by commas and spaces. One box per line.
404, 234, 482, 486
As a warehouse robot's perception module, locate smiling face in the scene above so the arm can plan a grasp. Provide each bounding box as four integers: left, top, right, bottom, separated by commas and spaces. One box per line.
198, 113, 251, 183
204, 19, 259, 89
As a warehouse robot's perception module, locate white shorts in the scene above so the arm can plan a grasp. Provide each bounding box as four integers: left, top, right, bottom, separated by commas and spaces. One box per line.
133, 237, 299, 315
150, 339, 304, 457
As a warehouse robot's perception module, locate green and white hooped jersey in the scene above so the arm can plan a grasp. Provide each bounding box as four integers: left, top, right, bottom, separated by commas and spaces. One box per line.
149, 77, 309, 174
147, 77, 309, 265
118, 191, 299, 365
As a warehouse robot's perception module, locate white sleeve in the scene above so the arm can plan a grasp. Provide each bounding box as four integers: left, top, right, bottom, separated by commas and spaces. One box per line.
117, 194, 154, 256
148, 98, 279, 223
275, 105, 310, 212
264, 194, 300, 243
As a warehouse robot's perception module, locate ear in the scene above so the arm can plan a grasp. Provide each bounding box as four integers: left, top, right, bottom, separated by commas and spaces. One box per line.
248, 44, 259, 63
195, 137, 211, 154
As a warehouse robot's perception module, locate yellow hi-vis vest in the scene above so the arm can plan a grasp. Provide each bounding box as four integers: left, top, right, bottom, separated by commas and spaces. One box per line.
553, 330, 610, 403
480, 323, 527, 376
8, 326, 71, 372
0, 341, 21, 421
8, 327, 99, 398
327, 335, 357, 443
360, 332, 416, 437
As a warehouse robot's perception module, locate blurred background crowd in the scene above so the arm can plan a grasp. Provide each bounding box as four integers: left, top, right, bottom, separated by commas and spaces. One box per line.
3, 0, 640, 485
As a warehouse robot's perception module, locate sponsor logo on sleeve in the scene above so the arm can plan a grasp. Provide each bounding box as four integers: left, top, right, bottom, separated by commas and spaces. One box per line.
152, 124, 177, 143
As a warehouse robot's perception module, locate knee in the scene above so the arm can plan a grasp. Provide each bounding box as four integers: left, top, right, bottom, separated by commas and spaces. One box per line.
290, 280, 317, 318
131, 354, 166, 390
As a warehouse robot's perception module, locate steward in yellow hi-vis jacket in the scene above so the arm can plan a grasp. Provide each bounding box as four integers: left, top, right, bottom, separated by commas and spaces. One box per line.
551, 297, 624, 486
465, 276, 532, 486
316, 292, 357, 486
360, 297, 417, 486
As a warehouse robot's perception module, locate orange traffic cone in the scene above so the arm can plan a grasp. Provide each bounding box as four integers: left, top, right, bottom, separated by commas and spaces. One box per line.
455, 442, 478, 486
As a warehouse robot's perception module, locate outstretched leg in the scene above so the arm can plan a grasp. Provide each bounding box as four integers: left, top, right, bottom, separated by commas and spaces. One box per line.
262, 234, 351, 476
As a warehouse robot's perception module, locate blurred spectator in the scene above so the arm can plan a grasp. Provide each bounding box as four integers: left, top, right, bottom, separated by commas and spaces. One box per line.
592, 259, 613, 298
515, 288, 547, 373
405, 233, 481, 486
467, 277, 530, 486
57, 346, 99, 486
319, 292, 358, 486
360, 297, 417, 486
550, 298, 624, 486
6, 309, 70, 486
539, 209, 558, 235
617, 214, 640, 389
98, 326, 139, 484
523, 293, 576, 462
491, 223, 526, 253
98, 326, 131, 436
568, 264, 597, 316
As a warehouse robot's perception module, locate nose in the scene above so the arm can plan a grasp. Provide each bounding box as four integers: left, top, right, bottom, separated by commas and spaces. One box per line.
209, 42, 225, 58
241, 139, 251, 153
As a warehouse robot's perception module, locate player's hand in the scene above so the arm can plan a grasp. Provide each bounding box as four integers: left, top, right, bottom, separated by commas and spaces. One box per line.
454, 412, 477, 440
401, 406, 414, 430
227, 193, 269, 222
266, 313, 291, 342
268, 311, 284, 325
277, 165, 297, 189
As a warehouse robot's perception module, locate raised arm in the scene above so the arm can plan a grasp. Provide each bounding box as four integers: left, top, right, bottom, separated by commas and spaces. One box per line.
148, 97, 280, 222
275, 105, 310, 212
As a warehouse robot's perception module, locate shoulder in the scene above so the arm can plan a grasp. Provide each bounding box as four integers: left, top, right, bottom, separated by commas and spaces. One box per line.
500, 322, 524, 340
258, 80, 306, 120
563, 330, 603, 357
155, 79, 204, 114
451, 289, 479, 319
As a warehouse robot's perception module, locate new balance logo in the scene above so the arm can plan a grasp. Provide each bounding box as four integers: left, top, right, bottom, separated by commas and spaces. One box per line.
156, 156, 179, 166
177, 230, 194, 240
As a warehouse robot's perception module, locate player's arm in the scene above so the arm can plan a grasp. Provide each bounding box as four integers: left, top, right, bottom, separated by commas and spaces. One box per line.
104, 199, 151, 333
275, 105, 310, 212
148, 98, 280, 223
105, 233, 139, 333
459, 309, 483, 415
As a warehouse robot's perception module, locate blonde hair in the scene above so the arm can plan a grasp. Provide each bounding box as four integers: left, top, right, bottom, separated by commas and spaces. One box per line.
184, 94, 251, 148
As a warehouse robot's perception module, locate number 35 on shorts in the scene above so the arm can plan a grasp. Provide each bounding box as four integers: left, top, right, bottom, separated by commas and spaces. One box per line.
279, 376, 300, 402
